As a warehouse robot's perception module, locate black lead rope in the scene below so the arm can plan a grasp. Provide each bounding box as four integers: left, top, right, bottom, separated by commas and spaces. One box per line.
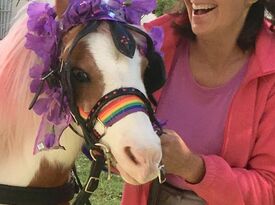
73, 155, 105, 205
72, 166, 91, 205
147, 178, 163, 205
147, 132, 165, 205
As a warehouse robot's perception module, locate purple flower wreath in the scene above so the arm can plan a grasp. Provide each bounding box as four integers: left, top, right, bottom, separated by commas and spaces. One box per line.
25, 0, 164, 154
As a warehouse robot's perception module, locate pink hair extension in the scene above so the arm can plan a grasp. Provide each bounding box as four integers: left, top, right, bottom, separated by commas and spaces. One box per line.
0, 17, 40, 156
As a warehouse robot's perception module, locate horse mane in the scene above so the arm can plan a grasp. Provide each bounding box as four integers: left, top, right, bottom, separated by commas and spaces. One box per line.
0, 15, 40, 157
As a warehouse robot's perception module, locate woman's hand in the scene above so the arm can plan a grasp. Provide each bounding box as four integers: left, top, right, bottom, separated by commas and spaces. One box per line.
161, 129, 206, 184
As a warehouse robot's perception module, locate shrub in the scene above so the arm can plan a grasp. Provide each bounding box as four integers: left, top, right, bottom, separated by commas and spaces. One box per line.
155, 0, 177, 16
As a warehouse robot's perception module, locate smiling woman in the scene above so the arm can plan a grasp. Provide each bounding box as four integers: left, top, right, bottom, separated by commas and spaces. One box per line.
122, 0, 275, 205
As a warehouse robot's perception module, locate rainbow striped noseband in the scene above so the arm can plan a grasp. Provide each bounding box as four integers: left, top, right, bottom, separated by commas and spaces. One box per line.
80, 95, 146, 127
77, 87, 162, 141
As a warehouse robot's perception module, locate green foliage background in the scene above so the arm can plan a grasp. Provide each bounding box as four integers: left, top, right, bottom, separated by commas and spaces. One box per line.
155, 0, 178, 16
75, 155, 123, 205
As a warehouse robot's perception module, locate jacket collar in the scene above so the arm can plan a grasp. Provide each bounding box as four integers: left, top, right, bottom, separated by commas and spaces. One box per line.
244, 21, 275, 83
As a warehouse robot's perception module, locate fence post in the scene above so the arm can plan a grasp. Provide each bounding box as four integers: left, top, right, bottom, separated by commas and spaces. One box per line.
0, 0, 13, 39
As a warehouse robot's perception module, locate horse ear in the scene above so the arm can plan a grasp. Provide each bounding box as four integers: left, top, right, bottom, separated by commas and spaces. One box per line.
55, 0, 68, 18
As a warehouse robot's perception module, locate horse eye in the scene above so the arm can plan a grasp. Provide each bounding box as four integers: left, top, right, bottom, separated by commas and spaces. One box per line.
72, 69, 90, 83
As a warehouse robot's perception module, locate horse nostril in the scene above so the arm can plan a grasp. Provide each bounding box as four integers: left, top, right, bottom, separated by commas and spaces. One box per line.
124, 146, 139, 165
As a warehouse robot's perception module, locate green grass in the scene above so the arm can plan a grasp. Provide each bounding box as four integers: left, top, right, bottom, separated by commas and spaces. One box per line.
74, 155, 123, 205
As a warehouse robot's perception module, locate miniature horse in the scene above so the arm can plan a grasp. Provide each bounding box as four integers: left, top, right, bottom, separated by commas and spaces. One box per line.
0, 0, 165, 204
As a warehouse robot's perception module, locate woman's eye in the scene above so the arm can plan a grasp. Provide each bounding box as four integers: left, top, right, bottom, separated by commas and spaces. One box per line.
72, 69, 90, 83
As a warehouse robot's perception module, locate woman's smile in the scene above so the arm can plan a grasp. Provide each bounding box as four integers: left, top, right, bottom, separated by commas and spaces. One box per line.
184, 0, 251, 38
191, 2, 217, 15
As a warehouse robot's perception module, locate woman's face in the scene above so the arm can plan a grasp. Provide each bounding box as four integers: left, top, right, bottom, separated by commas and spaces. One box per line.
183, 0, 255, 38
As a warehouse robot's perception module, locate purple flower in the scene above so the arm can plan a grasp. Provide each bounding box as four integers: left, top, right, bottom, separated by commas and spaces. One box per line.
33, 98, 50, 115
31, 88, 72, 153
33, 115, 70, 154
62, 0, 102, 31
29, 65, 45, 93
44, 133, 56, 148
32, 88, 70, 125
25, 2, 59, 68
148, 26, 164, 56
27, 2, 56, 35
122, 0, 157, 25
61, 0, 157, 31
29, 64, 44, 78
26, 2, 66, 125
26, 33, 58, 68
103, 0, 157, 25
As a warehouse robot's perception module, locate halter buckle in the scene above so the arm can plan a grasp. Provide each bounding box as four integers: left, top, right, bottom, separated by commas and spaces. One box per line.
158, 164, 166, 184
59, 60, 65, 73
94, 118, 107, 138
84, 177, 100, 194
40, 70, 55, 81
70, 111, 79, 125
89, 149, 97, 161
95, 143, 114, 180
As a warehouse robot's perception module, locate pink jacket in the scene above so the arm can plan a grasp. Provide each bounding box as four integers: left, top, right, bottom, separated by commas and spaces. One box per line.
121, 15, 275, 205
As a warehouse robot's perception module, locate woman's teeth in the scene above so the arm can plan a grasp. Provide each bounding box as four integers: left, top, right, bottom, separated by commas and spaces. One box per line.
192, 3, 217, 15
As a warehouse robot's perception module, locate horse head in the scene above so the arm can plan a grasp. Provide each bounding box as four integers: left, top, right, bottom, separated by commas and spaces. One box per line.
28, 0, 166, 185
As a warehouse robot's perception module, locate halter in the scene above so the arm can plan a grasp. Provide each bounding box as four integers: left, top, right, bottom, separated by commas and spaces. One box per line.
59, 20, 163, 149
81, 94, 147, 128
76, 88, 162, 144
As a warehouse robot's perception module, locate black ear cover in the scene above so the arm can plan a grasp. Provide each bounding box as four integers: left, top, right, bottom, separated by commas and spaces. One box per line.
123, 24, 166, 95
108, 21, 136, 58
144, 50, 166, 94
